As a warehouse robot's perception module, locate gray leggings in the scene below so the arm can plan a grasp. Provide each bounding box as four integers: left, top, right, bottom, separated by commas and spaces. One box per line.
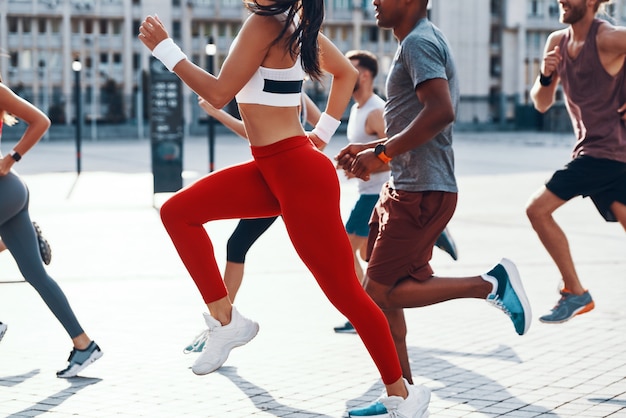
0, 171, 84, 338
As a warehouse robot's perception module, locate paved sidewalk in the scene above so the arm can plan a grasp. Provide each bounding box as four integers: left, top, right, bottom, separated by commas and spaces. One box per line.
0, 132, 625, 417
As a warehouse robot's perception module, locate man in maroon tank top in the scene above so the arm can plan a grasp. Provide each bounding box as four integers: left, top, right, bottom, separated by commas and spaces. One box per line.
528, 0, 626, 324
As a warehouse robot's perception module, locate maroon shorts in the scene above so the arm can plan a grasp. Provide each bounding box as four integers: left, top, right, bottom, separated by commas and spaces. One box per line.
366, 184, 457, 286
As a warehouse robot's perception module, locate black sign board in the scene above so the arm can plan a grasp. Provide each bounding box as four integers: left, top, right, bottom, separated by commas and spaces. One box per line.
150, 57, 184, 193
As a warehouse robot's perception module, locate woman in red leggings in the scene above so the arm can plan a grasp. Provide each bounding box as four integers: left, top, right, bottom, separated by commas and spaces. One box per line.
139, 1, 423, 414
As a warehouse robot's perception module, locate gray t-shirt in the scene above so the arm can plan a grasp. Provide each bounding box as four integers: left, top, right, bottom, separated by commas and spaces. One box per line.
385, 18, 459, 193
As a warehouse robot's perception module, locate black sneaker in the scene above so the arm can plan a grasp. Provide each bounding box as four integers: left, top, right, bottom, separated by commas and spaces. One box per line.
0, 322, 7, 342
434, 227, 458, 260
333, 321, 357, 334
32, 222, 52, 265
57, 341, 103, 378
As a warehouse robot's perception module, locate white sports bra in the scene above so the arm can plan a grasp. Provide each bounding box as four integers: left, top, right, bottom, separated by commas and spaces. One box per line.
233, 35, 305, 107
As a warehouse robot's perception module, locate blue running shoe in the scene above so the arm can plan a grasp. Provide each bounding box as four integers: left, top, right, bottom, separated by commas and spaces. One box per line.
183, 329, 210, 353
349, 380, 430, 418
334, 321, 357, 334
483, 258, 531, 335
57, 341, 103, 378
349, 401, 388, 417
434, 227, 458, 260
539, 289, 594, 324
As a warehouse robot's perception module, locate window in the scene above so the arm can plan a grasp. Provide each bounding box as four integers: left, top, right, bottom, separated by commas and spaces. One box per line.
8, 17, 18, 33
528, 0, 545, 18
23, 18, 32, 33
172, 20, 182, 40
38, 18, 47, 34
100, 19, 108, 34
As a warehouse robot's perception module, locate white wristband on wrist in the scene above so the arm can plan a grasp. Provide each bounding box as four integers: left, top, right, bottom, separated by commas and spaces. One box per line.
152, 38, 187, 72
311, 112, 341, 144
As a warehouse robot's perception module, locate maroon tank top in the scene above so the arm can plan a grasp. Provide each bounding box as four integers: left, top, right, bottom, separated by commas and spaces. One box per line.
557, 19, 626, 163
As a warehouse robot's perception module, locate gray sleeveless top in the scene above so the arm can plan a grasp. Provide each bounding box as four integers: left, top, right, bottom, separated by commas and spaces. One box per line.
557, 19, 626, 163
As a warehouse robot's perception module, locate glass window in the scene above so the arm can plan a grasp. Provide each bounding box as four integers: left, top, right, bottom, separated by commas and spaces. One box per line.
8, 17, 18, 33
38, 18, 46, 34
100, 19, 108, 34
85, 19, 93, 34
51, 19, 61, 33
172, 20, 182, 40
23, 18, 32, 33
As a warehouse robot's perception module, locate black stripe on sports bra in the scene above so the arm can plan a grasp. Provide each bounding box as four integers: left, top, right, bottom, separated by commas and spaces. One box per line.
263, 79, 303, 94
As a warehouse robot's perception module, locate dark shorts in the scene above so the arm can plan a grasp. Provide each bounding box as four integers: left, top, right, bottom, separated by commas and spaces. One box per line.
366, 184, 457, 286
345, 194, 379, 237
546, 155, 626, 222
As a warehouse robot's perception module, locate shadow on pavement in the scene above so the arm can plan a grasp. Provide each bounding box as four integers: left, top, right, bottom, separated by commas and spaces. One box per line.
3, 377, 102, 418
347, 345, 560, 417
218, 366, 333, 417
0, 369, 40, 387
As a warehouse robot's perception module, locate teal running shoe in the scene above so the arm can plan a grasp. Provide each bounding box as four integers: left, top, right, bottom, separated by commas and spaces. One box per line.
539, 290, 594, 323
349, 401, 388, 417
484, 258, 531, 335
57, 341, 103, 378
434, 227, 458, 260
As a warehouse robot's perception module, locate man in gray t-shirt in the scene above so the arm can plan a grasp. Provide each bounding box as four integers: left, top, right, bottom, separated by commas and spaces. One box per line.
337, 2, 531, 415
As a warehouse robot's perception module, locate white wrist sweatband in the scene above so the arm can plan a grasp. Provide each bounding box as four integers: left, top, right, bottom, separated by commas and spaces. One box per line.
152, 38, 187, 72
312, 112, 341, 144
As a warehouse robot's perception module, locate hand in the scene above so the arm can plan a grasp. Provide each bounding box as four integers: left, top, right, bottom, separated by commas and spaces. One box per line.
335, 143, 368, 171
198, 97, 220, 118
307, 132, 327, 151
348, 148, 386, 181
618, 102, 626, 121
0, 156, 15, 176
138, 15, 170, 51
541, 45, 561, 77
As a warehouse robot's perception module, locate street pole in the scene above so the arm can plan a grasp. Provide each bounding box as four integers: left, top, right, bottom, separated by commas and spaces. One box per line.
38, 59, 48, 141
72, 59, 82, 175
205, 37, 217, 172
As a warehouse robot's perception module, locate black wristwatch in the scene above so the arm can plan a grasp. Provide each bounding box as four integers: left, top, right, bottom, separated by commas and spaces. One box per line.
9, 150, 22, 162
374, 144, 392, 164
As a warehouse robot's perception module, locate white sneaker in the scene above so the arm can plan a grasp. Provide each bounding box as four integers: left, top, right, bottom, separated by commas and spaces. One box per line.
0, 322, 7, 342
191, 306, 259, 375
379, 379, 430, 418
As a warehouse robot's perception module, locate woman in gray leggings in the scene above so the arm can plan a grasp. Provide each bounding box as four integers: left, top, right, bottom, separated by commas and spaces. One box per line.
0, 74, 102, 378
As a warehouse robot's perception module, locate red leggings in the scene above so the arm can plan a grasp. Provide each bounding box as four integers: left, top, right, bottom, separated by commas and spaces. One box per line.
160, 136, 402, 384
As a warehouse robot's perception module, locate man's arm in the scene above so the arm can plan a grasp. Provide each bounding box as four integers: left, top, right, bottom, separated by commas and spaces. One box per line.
530, 31, 563, 113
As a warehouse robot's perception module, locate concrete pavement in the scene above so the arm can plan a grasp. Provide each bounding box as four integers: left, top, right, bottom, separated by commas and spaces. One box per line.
0, 131, 625, 417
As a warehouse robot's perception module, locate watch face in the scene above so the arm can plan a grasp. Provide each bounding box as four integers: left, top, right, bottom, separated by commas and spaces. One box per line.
374, 144, 385, 155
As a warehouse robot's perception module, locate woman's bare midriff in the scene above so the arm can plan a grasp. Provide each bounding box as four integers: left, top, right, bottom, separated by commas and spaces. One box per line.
239, 103, 306, 147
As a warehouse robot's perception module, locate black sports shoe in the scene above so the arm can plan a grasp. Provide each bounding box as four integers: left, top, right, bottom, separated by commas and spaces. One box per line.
32, 222, 52, 265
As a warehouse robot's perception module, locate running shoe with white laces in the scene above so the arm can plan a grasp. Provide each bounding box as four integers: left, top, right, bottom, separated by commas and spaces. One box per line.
0, 322, 7, 342
539, 289, 594, 323
191, 306, 259, 375
56, 341, 103, 378
183, 329, 209, 353
483, 258, 531, 335
349, 379, 430, 418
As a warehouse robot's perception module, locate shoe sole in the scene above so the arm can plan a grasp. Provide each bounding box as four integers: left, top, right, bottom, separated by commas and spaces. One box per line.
500, 258, 532, 335
33, 222, 52, 265
334, 329, 357, 334
192, 322, 259, 375
57, 349, 103, 378
539, 301, 595, 324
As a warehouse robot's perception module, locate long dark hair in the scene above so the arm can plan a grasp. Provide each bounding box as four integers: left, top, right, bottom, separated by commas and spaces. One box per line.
245, 0, 324, 80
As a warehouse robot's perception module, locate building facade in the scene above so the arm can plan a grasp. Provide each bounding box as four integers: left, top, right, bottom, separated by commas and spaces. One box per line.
1, 0, 626, 138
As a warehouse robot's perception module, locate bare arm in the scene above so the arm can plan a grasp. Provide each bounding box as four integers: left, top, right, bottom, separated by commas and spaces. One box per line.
530, 32, 563, 113
198, 97, 248, 139
139, 15, 273, 109
0, 84, 50, 175
317, 33, 358, 121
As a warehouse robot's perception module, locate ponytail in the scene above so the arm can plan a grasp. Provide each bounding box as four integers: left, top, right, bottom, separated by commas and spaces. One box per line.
245, 0, 324, 80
